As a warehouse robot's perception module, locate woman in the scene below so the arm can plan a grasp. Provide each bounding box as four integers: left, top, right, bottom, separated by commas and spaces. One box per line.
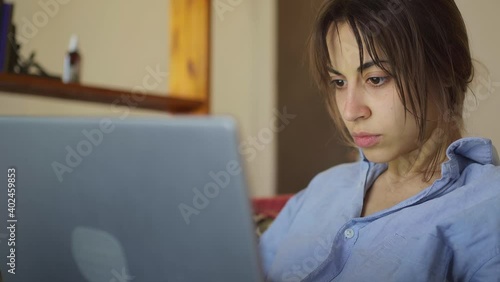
259, 0, 500, 281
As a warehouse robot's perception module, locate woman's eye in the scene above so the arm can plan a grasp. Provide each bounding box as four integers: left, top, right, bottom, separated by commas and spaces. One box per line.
330, 79, 346, 88
367, 76, 388, 87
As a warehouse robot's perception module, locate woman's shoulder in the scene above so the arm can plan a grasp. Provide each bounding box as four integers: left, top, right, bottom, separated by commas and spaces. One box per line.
459, 161, 500, 197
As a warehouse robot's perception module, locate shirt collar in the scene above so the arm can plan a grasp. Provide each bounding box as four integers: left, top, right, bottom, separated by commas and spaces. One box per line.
446, 137, 498, 165
443, 137, 498, 178
359, 137, 498, 179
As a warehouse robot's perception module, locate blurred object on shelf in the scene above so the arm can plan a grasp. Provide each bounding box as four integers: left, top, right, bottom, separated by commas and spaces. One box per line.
62, 34, 81, 84
0, 1, 60, 80
5, 24, 60, 80
13, 50, 60, 80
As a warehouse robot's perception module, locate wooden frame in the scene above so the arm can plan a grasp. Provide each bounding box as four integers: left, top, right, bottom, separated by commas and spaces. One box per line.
0, 0, 210, 114
169, 0, 211, 113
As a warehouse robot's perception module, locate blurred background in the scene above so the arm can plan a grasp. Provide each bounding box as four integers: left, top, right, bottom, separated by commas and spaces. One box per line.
0, 0, 498, 197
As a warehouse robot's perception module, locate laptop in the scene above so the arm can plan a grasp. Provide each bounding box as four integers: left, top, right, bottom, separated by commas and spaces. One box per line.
0, 116, 264, 282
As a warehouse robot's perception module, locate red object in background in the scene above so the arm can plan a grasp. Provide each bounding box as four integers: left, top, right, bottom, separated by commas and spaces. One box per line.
251, 194, 294, 219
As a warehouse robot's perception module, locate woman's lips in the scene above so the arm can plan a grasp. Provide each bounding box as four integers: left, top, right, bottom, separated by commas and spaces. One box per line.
352, 134, 382, 148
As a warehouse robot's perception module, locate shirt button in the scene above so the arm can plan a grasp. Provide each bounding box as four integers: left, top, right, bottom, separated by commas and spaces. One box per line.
344, 228, 355, 239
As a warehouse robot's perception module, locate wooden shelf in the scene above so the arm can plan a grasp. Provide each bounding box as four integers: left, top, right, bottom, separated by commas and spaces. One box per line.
0, 73, 204, 113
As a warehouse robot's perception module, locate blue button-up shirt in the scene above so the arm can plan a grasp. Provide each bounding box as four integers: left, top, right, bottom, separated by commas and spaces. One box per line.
260, 137, 500, 281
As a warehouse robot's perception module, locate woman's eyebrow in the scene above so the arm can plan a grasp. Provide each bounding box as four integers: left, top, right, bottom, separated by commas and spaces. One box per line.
328, 60, 389, 75
359, 60, 388, 72
327, 66, 342, 76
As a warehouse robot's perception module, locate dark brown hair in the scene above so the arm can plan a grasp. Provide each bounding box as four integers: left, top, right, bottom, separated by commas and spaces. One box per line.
309, 0, 473, 180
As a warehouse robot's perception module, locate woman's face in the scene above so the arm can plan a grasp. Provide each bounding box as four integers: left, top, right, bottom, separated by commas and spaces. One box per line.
326, 23, 424, 163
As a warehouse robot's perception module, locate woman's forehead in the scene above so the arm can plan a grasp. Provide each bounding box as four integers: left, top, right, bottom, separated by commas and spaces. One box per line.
326, 22, 388, 70
326, 23, 358, 55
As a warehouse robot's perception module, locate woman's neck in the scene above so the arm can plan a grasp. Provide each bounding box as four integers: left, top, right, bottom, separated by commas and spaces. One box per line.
385, 128, 462, 185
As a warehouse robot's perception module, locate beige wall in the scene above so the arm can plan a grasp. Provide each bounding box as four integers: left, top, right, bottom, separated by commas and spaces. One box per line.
211, 0, 277, 197
456, 0, 500, 150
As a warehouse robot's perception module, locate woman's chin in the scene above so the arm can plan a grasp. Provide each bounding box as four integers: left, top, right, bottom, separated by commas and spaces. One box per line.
360, 148, 394, 164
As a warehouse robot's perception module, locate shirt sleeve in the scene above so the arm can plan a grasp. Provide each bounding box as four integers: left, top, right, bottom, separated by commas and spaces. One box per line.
258, 189, 307, 277
468, 253, 500, 282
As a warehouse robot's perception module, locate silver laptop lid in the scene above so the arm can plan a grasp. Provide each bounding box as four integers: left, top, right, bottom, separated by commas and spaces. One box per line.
0, 116, 263, 282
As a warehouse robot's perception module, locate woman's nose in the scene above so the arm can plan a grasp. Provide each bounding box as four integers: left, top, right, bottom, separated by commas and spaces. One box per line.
341, 86, 371, 122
